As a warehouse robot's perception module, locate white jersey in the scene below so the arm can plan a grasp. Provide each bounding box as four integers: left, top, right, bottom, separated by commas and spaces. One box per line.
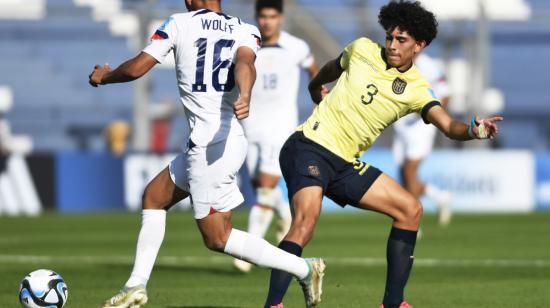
143, 9, 261, 146
393, 54, 451, 163
242, 31, 313, 141
396, 53, 451, 127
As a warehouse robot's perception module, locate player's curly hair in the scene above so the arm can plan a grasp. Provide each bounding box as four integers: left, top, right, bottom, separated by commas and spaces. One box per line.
255, 0, 283, 15
378, 0, 438, 45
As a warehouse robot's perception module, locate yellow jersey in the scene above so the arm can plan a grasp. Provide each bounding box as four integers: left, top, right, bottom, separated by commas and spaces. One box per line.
298, 37, 440, 162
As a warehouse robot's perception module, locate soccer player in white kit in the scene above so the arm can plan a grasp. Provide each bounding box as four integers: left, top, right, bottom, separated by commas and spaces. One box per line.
88, 1, 325, 307
233, 0, 321, 274
392, 53, 452, 226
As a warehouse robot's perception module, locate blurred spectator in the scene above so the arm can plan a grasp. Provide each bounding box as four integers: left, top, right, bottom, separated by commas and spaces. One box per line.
104, 120, 131, 156
149, 100, 176, 154
0, 86, 13, 154
0, 86, 33, 155
0, 113, 8, 155
150, 117, 171, 154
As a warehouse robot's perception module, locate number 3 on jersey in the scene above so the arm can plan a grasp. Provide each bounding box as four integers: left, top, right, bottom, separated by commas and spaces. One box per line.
361, 84, 378, 105
192, 38, 236, 92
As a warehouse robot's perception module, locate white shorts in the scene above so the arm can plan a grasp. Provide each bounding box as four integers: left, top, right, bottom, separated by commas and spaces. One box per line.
393, 115, 437, 165
245, 137, 284, 178
169, 134, 248, 219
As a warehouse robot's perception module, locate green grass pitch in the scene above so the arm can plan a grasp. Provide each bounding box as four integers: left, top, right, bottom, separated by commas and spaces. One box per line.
1, 211, 550, 307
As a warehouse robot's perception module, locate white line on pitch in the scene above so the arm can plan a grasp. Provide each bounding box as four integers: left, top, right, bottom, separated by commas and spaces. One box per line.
0, 255, 549, 268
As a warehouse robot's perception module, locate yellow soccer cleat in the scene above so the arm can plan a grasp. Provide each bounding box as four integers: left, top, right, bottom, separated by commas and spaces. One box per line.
297, 258, 326, 308
100, 285, 148, 308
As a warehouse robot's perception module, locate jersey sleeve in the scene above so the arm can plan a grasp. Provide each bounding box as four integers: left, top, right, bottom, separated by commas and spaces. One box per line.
411, 86, 441, 124
237, 24, 261, 55
298, 41, 314, 68
338, 39, 361, 70
142, 15, 179, 63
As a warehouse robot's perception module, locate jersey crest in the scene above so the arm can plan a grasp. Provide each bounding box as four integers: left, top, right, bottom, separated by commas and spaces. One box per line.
392, 77, 407, 94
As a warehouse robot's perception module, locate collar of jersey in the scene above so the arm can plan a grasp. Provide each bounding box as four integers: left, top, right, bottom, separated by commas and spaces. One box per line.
261, 43, 282, 49
193, 8, 232, 20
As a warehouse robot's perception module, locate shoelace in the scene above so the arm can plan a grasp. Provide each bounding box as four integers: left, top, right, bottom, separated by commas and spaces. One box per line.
109, 291, 126, 304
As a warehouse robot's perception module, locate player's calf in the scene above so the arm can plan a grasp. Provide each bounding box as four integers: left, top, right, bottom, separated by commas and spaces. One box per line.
283, 187, 323, 246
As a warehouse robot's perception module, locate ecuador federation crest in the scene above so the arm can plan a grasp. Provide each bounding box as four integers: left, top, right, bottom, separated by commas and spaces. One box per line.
308, 165, 320, 177
392, 77, 407, 95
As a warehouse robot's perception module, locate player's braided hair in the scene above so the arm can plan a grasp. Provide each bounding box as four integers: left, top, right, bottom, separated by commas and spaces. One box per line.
378, 0, 438, 45
255, 0, 283, 14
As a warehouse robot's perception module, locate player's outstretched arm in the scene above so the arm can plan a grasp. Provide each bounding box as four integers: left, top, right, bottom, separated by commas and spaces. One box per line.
88, 52, 157, 87
308, 58, 344, 104
233, 47, 257, 120
426, 105, 503, 140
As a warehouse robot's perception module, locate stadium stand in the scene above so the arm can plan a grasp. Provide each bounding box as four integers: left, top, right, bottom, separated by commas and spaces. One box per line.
0, 0, 548, 151
0, 0, 133, 151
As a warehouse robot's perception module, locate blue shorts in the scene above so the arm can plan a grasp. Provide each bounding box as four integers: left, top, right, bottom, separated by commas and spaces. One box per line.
279, 132, 382, 207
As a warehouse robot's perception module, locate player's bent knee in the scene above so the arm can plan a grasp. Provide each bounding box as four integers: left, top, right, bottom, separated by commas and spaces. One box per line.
203, 237, 227, 252
257, 187, 277, 208
405, 199, 423, 223
141, 185, 170, 210
393, 196, 423, 226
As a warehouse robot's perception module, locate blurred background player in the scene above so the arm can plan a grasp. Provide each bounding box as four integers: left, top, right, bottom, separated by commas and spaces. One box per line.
89, 0, 323, 307
392, 53, 452, 226
234, 0, 321, 273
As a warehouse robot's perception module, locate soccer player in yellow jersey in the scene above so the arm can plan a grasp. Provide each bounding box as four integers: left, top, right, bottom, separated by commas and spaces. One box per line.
263, 1, 503, 308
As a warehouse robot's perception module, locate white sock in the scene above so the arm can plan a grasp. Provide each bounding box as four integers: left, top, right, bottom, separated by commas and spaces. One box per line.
425, 184, 450, 205
247, 205, 274, 238
125, 209, 166, 288
224, 228, 309, 279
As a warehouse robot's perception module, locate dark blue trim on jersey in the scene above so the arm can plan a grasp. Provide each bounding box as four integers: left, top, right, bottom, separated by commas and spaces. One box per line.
336, 52, 344, 70
261, 43, 282, 49
193, 9, 233, 20
152, 30, 168, 39
421, 101, 442, 124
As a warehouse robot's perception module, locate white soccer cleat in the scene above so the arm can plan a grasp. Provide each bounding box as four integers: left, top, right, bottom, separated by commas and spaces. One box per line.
100, 285, 148, 308
233, 258, 253, 273
437, 191, 452, 227
297, 258, 325, 308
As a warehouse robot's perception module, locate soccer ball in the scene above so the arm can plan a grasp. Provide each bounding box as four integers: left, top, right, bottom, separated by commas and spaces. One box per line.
19, 269, 68, 308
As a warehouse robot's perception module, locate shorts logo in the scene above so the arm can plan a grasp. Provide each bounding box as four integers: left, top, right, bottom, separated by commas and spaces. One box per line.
308, 165, 320, 177
392, 77, 407, 94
